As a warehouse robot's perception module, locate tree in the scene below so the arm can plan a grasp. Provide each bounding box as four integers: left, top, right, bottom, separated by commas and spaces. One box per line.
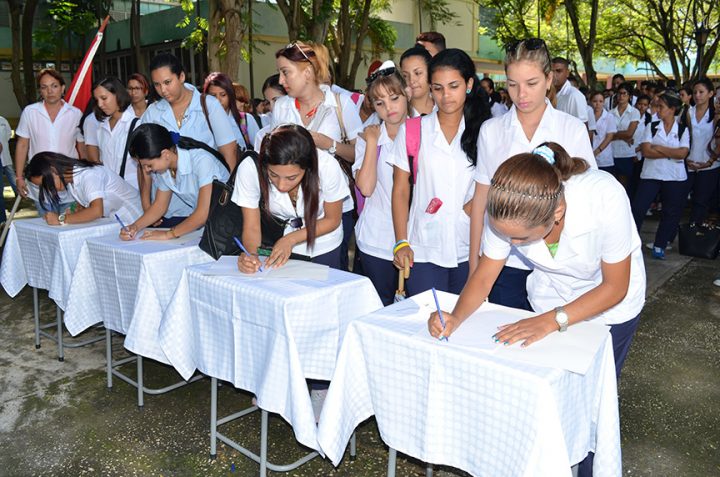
275, 0, 334, 44
418, 0, 461, 32
563, 0, 599, 88
21, 0, 40, 106
7, 0, 28, 108
130, 0, 145, 75
34, 0, 96, 70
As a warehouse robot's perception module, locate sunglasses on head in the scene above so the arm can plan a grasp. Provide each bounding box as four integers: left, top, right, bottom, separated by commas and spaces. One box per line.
365, 67, 396, 86
285, 42, 314, 64
504, 38, 548, 54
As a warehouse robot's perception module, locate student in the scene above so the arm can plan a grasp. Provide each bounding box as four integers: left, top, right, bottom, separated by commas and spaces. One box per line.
233, 124, 347, 270
91, 77, 140, 189
429, 142, 645, 380
81, 98, 101, 163
390, 48, 491, 295
630, 94, 652, 200
679, 83, 693, 107
272, 41, 360, 271
25, 151, 142, 225
469, 38, 596, 310
399, 46, 435, 117
127, 73, 152, 118
590, 91, 617, 173
481, 78, 508, 118
610, 82, 640, 192
119, 123, 230, 240
203, 72, 255, 151
631, 91, 690, 259
685, 78, 718, 225
353, 62, 409, 305
253, 74, 288, 150
0, 115, 15, 224
604, 73, 626, 110
15, 68, 84, 211
231, 81, 262, 145
551, 57, 588, 124
415, 31, 446, 57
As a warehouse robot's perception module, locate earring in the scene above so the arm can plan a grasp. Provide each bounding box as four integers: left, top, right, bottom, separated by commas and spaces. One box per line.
554, 220, 560, 225
466, 88, 471, 94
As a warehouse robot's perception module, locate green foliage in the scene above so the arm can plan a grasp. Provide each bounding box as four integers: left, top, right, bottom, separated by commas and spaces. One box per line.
367, 16, 398, 57
33, 0, 98, 59
176, 0, 207, 49
421, 0, 461, 29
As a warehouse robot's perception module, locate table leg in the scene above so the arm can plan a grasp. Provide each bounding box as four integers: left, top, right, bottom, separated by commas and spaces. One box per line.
137, 355, 144, 408
33, 288, 40, 349
387, 448, 397, 477
210, 377, 217, 459
426, 463, 434, 476
56, 305, 64, 362
350, 432, 357, 460
260, 409, 268, 477
106, 329, 113, 389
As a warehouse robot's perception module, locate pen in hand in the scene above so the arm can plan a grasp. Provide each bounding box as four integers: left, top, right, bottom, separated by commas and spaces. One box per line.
233, 236, 264, 272
432, 287, 448, 342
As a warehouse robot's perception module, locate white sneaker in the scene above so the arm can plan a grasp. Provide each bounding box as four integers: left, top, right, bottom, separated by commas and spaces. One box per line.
310, 388, 328, 422
713, 277, 720, 287
645, 242, 672, 251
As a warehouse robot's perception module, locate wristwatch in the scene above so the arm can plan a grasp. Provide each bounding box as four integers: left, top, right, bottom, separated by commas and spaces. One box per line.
554, 306, 569, 332
328, 140, 337, 155
58, 213, 67, 226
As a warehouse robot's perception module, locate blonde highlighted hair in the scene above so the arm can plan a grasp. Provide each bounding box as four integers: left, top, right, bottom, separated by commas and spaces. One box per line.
275, 41, 331, 86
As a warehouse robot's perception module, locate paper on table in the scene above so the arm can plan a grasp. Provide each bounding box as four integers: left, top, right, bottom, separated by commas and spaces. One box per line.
201, 256, 329, 281
98, 229, 203, 248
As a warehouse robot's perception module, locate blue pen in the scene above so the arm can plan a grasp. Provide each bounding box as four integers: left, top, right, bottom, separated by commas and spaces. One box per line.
233, 236, 264, 272
431, 287, 448, 342
114, 214, 129, 233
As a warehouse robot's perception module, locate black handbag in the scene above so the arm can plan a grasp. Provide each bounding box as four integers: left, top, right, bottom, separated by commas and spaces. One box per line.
199, 150, 296, 259
677, 223, 720, 259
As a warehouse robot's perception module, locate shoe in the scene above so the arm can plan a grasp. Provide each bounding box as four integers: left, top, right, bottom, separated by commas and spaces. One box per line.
714, 277, 720, 287
651, 247, 665, 260
646, 242, 672, 251
310, 388, 328, 422
645, 210, 653, 216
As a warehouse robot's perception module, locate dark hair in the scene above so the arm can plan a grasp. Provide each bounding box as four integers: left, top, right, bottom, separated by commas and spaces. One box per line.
149, 53, 185, 77
617, 81, 634, 96
551, 57, 570, 67
128, 123, 229, 170
92, 77, 131, 120
37, 68, 65, 88
429, 48, 490, 165
201, 72, 250, 148
658, 91, 683, 114
612, 73, 625, 82
258, 125, 320, 248
636, 94, 651, 103
480, 77, 495, 91
366, 68, 409, 108
262, 74, 287, 96
694, 77, 715, 123
400, 46, 432, 75
78, 97, 96, 136
487, 142, 589, 228
128, 73, 150, 93
590, 90, 605, 101
25, 152, 98, 208
416, 31, 446, 51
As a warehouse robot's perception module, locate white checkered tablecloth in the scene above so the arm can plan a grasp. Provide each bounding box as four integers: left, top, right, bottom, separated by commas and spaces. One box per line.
317, 292, 622, 477
158, 263, 383, 453
63, 231, 212, 361
0, 218, 120, 309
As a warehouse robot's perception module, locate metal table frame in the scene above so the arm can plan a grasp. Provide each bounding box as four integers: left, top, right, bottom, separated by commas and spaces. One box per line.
209, 377, 357, 476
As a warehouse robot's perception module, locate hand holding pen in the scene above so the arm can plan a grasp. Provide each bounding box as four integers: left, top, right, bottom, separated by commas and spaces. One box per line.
116, 214, 138, 241
234, 237, 264, 273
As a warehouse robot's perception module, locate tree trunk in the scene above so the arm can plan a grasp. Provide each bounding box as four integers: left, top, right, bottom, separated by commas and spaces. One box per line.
219, 0, 243, 81
207, 0, 222, 73
275, 0, 303, 42
564, 0, 598, 90
22, 0, 39, 104
7, 0, 26, 109
347, 0, 373, 88
131, 0, 146, 74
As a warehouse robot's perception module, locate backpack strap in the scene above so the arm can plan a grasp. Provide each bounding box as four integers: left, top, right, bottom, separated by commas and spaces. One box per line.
334, 93, 348, 143
119, 117, 140, 179
238, 112, 252, 150
650, 121, 659, 138
405, 116, 422, 185
350, 92, 362, 105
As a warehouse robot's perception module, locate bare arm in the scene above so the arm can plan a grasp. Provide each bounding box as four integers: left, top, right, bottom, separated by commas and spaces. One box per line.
219, 141, 238, 171
14, 136, 29, 197
64, 198, 103, 223
354, 126, 381, 196
468, 183, 489, 274
391, 165, 413, 269
86, 145, 100, 163
613, 121, 638, 141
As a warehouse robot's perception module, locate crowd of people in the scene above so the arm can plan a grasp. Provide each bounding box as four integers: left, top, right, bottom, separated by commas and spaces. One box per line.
3, 31, 720, 474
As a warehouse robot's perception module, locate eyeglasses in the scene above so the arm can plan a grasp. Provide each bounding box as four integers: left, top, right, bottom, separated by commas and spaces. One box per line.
504, 38, 548, 54
285, 42, 314, 64
365, 67, 396, 86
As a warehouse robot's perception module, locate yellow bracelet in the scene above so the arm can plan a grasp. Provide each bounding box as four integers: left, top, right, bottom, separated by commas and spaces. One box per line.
393, 242, 410, 255
169, 227, 179, 239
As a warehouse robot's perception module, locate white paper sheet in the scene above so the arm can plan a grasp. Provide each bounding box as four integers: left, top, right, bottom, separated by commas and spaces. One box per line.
96, 229, 204, 249
201, 256, 329, 281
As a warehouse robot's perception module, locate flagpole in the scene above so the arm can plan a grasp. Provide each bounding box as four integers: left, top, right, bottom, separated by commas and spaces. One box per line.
66, 15, 110, 107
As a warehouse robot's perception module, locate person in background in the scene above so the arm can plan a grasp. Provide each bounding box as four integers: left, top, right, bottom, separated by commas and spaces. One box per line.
127, 73, 152, 118
610, 82, 641, 193
399, 46, 435, 117
232, 82, 262, 145
14, 68, 84, 214
415, 31, 446, 57
0, 115, 16, 224
679, 83, 693, 107
630, 94, 652, 201
480, 77, 508, 118
203, 72, 256, 151
80, 97, 100, 162
605, 73, 626, 110
253, 74, 288, 150
590, 91, 617, 174
551, 57, 588, 125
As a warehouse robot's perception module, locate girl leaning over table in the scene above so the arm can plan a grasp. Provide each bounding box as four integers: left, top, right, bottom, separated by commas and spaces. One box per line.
390, 48, 491, 296
429, 142, 645, 381
353, 61, 409, 305
119, 123, 230, 241
232, 123, 348, 271
26, 151, 143, 226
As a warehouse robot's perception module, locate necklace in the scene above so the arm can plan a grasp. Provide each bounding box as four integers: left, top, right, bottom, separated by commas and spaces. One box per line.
288, 188, 299, 209
295, 97, 321, 119
174, 91, 192, 128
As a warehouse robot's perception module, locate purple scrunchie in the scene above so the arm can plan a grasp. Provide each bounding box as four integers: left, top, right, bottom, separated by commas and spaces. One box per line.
169, 131, 181, 145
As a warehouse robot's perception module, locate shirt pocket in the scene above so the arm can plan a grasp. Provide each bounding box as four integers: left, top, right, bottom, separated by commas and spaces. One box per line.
455, 209, 471, 252
413, 211, 443, 249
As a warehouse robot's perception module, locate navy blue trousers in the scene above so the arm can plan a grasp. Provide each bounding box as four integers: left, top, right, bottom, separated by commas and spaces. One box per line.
358, 250, 397, 306
488, 266, 533, 311
405, 261, 469, 297
632, 178, 688, 248
687, 169, 720, 224
340, 211, 355, 272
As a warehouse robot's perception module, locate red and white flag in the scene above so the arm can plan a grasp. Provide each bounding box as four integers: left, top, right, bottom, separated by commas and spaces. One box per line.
64, 15, 110, 110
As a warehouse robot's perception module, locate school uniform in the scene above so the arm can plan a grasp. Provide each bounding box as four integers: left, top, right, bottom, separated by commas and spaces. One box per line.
231, 152, 348, 266
272, 84, 360, 270
353, 124, 396, 305
610, 104, 641, 182
152, 147, 230, 220
629, 114, 651, 200
82, 114, 100, 149
474, 99, 597, 310
96, 108, 140, 190
631, 120, 690, 249
228, 111, 261, 150
253, 124, 272, 152
388, 111, 474, 296
555, 81, 589, 123
685, 106, 719, 224
141, 84, 234, 219
490, 101, 508, 118
483, 168, 645, 377
592, 110, 618, 171
586, 105, 596, 132
67, 165, 143, 224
